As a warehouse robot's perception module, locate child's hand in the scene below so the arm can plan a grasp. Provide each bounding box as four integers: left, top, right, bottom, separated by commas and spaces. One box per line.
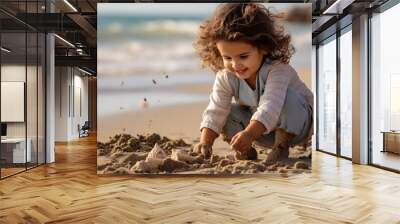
193, 142, 212, 159
230, 130, 254, 153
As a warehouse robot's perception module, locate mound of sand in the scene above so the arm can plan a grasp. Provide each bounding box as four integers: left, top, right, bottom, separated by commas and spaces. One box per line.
97, 133, 311, 176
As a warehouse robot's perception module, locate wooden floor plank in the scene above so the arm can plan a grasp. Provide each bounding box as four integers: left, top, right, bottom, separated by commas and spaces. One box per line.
0, 135, 400, 223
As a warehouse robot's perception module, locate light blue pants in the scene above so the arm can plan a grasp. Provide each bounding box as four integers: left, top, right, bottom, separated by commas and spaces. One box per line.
221, 88, 312, 147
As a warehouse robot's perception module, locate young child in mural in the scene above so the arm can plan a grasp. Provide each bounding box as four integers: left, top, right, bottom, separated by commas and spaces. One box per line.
193, 3, 313, 162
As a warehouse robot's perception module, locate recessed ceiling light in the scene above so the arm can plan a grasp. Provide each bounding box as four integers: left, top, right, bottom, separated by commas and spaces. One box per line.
78, 67, 93, 76
63, 0, 78, 12
1, 47, 11, 53
54, 34, 75, 48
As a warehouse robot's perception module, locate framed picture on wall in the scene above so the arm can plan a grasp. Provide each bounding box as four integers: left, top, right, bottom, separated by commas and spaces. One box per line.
1, 81, 25, 122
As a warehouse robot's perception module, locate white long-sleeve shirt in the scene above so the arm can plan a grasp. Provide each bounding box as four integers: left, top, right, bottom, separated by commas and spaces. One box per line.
200, 59, 313, 135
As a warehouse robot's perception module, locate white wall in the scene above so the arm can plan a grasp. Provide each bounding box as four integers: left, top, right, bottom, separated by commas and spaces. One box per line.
1, 65, 41, 138
1, 65, 26, 138
55, 66, 70, 141
55, 67, 89, 141
73, 73, 89, 138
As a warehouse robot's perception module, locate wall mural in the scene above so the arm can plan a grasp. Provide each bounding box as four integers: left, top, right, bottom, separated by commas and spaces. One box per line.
97, 3, 313, 176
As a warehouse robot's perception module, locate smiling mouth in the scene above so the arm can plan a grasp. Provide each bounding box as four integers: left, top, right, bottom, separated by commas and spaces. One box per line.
235, 68, 248, 74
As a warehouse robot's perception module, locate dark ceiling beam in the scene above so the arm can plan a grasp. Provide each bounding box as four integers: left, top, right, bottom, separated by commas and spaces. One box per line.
13, 13, 82, 32
86, 0, 97, 11
14, 12, 97, 46
55, 47, 97, 57
0, 56, 43, 65
0, 18, 27, 31
312, 14, 352, 44
0, 8, 37, 31
67, 13, 97, 39
311, 0, 387, 44
55, 55, 96, 72
312, 15, 335, 33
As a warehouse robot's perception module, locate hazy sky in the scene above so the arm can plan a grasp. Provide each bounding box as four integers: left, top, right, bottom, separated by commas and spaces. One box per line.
98, 3, 308, 16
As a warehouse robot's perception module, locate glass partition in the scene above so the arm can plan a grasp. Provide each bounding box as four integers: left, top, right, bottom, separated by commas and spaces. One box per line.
339, 27, 352, 158
317, 35, 337, 154
371, 3, 400, 171
26, 0, 42, 169
37, 32, 45, 165
0, 1, 46, 179
1, 30, 28, 177
27, 30, 38, 169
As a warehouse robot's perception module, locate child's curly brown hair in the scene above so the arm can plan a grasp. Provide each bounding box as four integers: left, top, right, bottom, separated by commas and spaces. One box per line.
194, 3, 295, 73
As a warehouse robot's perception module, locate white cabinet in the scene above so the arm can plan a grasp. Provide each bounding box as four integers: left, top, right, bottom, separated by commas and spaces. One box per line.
1, 138, 32, 163
382, 131, 400, 154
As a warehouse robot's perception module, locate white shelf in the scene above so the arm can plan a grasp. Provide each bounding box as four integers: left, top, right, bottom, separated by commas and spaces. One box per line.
1, 138, 32, 163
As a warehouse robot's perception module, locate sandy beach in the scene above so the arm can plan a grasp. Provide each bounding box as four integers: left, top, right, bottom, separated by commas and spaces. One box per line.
97, 82, 311, 176
98, 72, 222, 149
98, 101, 209, 143
97, 63, 313, 175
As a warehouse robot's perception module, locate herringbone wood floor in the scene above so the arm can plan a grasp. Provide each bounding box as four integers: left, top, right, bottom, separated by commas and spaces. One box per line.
1, 135, 400, 224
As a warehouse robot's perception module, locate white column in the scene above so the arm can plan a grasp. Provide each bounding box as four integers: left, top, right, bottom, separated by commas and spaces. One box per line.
55, 67, 73, 141
352, 14, 369, 164
45, 0, 55, 163
46, 33, 55, 163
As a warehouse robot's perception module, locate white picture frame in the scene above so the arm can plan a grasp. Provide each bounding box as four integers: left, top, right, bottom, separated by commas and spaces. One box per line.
1, 81, 25, 122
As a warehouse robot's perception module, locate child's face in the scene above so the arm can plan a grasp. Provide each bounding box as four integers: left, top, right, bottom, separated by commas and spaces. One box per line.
216, 40, 265, 81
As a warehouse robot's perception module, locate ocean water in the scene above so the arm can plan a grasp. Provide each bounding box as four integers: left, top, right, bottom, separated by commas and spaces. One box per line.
98, 14, 213, 117
98, 14, 204, 75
